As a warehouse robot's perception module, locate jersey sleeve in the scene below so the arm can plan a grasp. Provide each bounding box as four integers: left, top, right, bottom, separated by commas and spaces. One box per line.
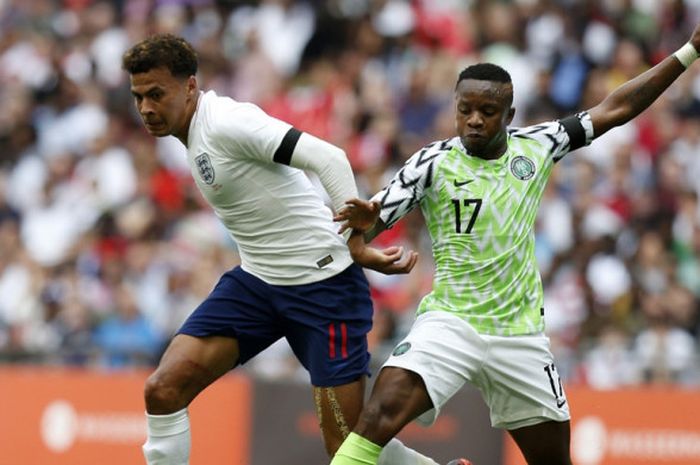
510, 111, 594, 162
288, 132, 358, 214
370, 141, 443, 229
212, 101, 294, 163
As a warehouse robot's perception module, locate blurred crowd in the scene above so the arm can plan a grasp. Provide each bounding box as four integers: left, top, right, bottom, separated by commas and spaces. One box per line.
1, 0, 700, 388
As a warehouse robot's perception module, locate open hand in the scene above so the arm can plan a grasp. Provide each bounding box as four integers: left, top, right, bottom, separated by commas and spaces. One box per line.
352, 245, 418, 275
334, 198, 381, 234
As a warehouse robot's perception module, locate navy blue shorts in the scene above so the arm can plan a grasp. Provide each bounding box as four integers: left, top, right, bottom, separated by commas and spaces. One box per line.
178, 264, 373, 386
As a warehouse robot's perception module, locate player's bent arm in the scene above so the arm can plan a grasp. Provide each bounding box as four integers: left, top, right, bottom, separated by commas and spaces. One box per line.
334, 198, 382, 235
364, 218, 387, 243
587, 31, 700, 139
288, 132, 358, 213
335, 140, 435, 236
347, 229, 417, 275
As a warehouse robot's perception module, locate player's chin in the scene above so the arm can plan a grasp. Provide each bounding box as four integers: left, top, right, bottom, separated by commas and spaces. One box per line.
462, 138, 487, 154
144, 124, 169, 137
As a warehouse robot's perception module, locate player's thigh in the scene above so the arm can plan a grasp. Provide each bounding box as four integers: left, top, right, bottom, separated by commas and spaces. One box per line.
178, 266, 283, 366
481, 334, 569, 430
155, 333, 240, 388
283, 264, 374, 387
147, 267, 283, 411
146, 334, 240, 412
360, 366, 434, 436
508, 420, 572, 465
380, 312, 483, 427
313, 376, 366, 455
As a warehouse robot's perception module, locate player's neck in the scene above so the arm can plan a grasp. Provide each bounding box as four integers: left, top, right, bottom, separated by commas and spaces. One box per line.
175, 91, 202, 147
475, 146, 507, 160
472, 132, 508, 160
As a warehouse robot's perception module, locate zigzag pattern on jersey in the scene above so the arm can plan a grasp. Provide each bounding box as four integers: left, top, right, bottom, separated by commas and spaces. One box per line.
417, 132, 555, 336
376, 122, 580, 335
509, 121, 567, 161
510, 112, 594, 163
379, 138, 456, 228
434, 187, 538, 322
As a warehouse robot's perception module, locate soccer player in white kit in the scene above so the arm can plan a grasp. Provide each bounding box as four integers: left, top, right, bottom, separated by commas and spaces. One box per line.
122, 34, 441, 465
331, 24, 700, 465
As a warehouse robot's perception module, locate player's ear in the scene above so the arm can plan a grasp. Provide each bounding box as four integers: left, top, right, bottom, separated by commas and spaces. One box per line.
505, 107, 515, 125
186, 76, 197, 96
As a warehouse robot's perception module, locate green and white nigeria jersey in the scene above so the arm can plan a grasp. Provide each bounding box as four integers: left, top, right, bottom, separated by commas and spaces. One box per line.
372, 112, 594, 336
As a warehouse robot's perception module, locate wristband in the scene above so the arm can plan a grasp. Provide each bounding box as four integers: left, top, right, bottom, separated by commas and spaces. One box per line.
674, 42, 699, 68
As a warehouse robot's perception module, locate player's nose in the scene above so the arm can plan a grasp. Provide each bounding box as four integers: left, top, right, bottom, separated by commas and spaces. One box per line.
466, 112, 484, 127
138, 99, 156, 116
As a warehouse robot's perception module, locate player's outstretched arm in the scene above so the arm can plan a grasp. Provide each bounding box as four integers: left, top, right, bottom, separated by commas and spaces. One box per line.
587, 25, 700, 139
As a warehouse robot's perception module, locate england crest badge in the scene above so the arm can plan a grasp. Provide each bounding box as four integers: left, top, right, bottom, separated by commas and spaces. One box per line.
195, 153, 215, 185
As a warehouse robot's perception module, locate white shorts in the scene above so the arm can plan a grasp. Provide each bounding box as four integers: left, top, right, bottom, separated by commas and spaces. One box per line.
382, 311, 570, 430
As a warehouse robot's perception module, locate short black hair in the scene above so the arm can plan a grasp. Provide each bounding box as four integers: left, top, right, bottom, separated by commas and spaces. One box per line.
456, 63, 512, 89
122, 34, 197, 78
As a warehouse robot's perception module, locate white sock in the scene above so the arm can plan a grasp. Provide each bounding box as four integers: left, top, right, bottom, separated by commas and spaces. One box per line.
142, 408, 191, 465
377, 438, 439, 465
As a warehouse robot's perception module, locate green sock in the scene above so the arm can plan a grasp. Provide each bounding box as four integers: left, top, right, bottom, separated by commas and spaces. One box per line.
330, 432, 383, 465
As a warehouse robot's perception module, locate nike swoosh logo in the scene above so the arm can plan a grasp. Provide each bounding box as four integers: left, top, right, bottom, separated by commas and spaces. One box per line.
557, 399, 567, 408
453, 179, 474, 187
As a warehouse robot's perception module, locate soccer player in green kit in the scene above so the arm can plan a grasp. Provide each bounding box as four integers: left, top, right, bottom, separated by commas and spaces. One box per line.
331, 26, 700, 465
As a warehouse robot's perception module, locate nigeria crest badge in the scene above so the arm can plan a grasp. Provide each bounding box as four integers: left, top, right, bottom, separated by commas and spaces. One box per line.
195, 153, 215, 185
392, 342, 411, 356
510, 155, 535, 181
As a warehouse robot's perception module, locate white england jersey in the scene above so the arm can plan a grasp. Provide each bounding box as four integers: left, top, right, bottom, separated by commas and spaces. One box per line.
185, 91, 352, 285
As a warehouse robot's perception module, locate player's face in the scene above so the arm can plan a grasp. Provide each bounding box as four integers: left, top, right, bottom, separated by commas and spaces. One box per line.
455, 79, 515, 159
130, 67, 196, 140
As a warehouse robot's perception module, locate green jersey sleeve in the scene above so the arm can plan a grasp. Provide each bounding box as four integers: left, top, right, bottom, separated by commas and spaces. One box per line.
370, 138, 458, 228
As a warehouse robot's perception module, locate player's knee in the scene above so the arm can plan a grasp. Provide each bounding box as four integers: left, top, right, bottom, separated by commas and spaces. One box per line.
144, 371, 186, 414
357, 394, 405, 436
